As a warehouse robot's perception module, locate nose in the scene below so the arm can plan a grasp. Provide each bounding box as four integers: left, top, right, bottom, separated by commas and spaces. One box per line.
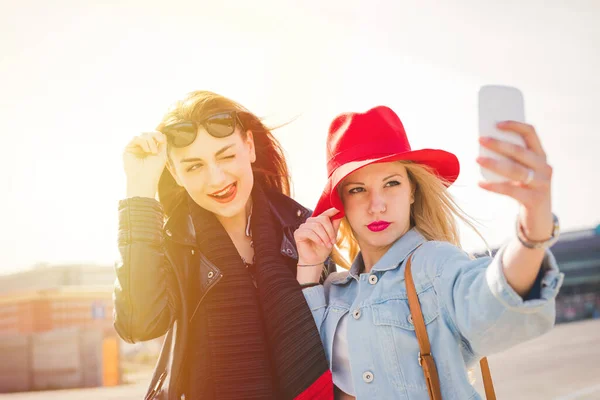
368, 190, 387, 215
207, 163, 227, 188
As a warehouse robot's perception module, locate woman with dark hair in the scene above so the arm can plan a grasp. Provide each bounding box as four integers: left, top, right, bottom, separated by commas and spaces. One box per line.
114, 91, 339, 400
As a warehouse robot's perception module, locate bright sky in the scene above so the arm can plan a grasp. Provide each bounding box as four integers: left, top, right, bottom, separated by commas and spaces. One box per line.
1, 0, 598, 274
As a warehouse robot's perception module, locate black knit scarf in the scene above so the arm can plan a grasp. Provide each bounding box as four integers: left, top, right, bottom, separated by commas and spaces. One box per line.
187, 183, 332, 399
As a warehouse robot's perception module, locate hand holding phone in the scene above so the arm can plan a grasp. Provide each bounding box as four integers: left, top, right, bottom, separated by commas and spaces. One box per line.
478, 85, 527, 182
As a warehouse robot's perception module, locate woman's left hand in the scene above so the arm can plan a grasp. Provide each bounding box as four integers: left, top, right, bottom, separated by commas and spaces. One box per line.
477, 121, 554, 241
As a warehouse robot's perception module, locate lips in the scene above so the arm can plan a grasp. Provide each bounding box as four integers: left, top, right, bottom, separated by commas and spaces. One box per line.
367, 221, 391, 232
209, 182, 238, 204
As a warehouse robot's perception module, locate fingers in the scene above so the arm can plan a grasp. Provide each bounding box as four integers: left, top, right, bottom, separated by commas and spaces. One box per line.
306, 222, 333, 247
478, 122, 552, 189
150, 131, 167, 145
496, 121, 546, 158
147, 137, 158, 154
125, 132, 167, 156
320, 207, 340, 218
294, 226, 328, 249
316, 216, 336, 245
477, 157, 533, 185
479, 136, 545, 171
331, 217, 342, 234
478, 181, 532, 205
310, 207, 341, 244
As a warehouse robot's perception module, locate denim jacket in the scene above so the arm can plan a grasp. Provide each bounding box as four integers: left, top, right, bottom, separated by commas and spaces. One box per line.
303, 228, 564, 399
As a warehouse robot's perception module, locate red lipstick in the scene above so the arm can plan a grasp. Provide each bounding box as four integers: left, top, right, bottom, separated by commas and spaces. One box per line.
367, 221, 391, 232
208, 182, 238, 204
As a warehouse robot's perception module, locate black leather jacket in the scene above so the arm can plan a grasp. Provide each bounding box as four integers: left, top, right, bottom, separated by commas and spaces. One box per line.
113, 191, 334, 400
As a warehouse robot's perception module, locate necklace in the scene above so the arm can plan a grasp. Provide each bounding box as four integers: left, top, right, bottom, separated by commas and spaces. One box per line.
241, 204, 255, 268
241, 204, 257, 288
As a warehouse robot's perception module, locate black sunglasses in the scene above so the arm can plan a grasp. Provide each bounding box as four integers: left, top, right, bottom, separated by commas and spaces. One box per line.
162, 111, 243, 148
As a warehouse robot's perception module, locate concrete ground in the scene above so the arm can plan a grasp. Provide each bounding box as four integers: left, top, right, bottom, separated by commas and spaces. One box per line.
2, 319, 599, 399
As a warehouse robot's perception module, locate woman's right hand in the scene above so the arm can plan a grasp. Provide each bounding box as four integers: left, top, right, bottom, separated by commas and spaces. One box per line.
123, 131, 168, 198
294, 208, 341, 284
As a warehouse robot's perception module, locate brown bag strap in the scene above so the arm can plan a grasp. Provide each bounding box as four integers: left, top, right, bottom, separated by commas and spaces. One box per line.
479, 357, 496, 400
405, 250, 496, 400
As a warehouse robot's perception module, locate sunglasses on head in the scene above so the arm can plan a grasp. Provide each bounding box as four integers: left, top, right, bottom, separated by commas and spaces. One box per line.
162, 111, 243, 148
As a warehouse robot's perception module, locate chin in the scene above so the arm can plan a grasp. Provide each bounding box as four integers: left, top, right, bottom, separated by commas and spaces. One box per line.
212, 190, 252, 219
211, 197, 247, 218
361, 229, 404, 248
188, 195, 242, 219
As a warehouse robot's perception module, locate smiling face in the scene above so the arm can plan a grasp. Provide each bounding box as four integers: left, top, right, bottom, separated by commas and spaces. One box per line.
340, 161, 414, 257
166, 126, 256, 219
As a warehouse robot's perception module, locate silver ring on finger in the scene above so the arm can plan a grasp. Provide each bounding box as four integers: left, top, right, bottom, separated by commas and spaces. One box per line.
522, 168, 535, 185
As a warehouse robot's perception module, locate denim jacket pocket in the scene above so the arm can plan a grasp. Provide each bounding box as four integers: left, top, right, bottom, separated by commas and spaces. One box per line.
371, 288, 439, 331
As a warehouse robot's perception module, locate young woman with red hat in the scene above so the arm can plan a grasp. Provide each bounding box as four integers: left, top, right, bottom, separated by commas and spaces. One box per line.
113, 90, 337, 400
294, 105, 563, 399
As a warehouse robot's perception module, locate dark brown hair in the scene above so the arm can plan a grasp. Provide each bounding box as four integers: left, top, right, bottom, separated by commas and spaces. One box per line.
156, 90, 291, 217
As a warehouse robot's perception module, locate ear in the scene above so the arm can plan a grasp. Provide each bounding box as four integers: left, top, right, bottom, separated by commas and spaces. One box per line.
245, 130, 257, 163
165, 158, 184, 187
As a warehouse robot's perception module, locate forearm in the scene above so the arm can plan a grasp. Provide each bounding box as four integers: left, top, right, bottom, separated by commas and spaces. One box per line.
501, 237, 546, 297
113, 197, 174, 342
502, 206, 555, 297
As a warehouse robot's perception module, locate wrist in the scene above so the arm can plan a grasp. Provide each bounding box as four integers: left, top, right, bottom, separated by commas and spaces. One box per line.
518, 206, 554, 242
516, 213, 560, 249
300, 282, 320, 289
296, 264, 323, 285
126, 185, 158, 199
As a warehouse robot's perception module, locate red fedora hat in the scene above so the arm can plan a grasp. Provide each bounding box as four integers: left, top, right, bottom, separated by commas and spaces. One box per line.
313, 105, 460, 219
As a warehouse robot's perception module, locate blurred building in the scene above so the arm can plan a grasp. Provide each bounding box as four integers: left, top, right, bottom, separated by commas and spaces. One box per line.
0, 264, 120, 393
551, 225, 600, 323
0, 264, 115, 334
479, 225, 600, 324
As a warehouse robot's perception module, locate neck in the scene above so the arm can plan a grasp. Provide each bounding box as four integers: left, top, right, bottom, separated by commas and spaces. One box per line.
359, 225, 412, 273
216, 198, 253, 237
360, 245, 392, 273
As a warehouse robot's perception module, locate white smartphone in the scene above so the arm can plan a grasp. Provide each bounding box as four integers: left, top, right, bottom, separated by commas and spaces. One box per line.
478, 85, 527, 182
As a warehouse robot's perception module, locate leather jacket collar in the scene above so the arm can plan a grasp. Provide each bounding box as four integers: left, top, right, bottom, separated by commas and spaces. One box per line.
162, 189, 312, 253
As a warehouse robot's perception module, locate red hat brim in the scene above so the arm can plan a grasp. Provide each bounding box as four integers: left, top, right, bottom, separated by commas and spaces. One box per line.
312, 148, 460, 220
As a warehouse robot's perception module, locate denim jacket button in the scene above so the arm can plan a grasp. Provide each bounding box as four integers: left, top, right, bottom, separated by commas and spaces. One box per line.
352, 309, 361, 320
362, 371, 374, 383
408, 315, 414, 325
368, 275, 378, 285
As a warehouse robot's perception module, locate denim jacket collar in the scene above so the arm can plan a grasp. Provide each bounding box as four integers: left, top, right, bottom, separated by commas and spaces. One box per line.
332, 228, 427, 285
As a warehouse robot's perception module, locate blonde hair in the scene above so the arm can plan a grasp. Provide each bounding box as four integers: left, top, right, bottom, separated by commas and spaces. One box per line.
335, 161, 486, 267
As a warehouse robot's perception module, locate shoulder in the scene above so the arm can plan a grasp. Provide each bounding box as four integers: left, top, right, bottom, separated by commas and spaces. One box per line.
322, 270, 351, 298
411, 240, 473, 279
265, 189, 312, 226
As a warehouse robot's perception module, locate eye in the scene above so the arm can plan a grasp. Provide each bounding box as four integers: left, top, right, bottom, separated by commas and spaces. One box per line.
348, 187, 365, 194
385, 180, 400, 187
221, 154, 236, 160
187, 163, 203, 172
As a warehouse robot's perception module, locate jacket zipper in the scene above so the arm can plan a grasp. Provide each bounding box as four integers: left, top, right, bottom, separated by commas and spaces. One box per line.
189, 272, 223, 322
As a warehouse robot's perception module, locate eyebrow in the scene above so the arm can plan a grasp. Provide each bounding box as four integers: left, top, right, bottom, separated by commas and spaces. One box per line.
342, 173, 403, 187
180, 144, 235, 163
